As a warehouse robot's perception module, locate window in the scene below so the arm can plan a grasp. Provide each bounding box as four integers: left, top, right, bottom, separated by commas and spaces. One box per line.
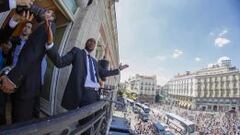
41, 26, 69, 101
0, 11, 10, 27
95, 44, 104, 60
62, 0, 78, 14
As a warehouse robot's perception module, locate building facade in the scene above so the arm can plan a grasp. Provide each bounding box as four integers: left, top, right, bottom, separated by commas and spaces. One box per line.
156, 85, 162, 95
165, 59, 240, 112
126, 74, 157, 103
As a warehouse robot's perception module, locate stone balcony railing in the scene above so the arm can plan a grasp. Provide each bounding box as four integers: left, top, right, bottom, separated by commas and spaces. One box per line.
0, 89, 115, 135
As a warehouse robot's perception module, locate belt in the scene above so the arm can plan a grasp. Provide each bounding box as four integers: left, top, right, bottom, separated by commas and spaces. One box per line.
84, 87, 99, 91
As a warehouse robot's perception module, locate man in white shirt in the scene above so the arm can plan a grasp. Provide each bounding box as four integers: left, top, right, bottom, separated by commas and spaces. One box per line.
45, 37, 128, 110
43, 20, 129, 110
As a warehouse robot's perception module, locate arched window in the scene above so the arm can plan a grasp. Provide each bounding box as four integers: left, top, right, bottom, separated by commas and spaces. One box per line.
95, 44, 104, 60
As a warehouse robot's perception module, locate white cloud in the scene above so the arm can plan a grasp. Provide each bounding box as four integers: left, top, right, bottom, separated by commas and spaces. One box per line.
212, 28, 230, 48
195, 57, 201, 62
219, 29, 228, 36
214, 37, 231, 47
155, 55, 167, 61
172, 49, 183, 58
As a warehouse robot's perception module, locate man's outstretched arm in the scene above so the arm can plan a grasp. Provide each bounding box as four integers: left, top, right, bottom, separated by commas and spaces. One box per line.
99, 63, 129, 77
45, 17, 77, 68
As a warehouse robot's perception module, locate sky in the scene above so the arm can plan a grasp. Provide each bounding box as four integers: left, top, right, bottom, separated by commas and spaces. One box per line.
115, 0, 240, 85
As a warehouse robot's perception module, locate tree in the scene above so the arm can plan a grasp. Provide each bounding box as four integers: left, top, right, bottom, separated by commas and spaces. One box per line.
117, 90, 123, 97
155, 94, 160, 102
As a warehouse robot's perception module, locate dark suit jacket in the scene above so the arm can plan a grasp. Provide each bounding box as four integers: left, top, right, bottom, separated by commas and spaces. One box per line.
0, 19, 18, 67
6, 36, 21, 65
1, 36, 23, 67
0, 21, 16, 44
7, 23, 56, 100
0, 0, 11, 13
46, 47, 120, 110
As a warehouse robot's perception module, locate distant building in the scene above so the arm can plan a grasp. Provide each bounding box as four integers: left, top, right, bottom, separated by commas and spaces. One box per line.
165, 59, 240, 112
126, 74, 157, 103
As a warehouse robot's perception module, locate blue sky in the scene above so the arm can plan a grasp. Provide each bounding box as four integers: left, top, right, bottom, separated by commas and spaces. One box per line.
116, 0, 240, 85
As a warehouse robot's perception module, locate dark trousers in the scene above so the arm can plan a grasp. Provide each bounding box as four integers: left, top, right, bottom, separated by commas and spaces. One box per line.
11, 85, 41, 123
0, 91, 7, 125
78, 88, 100, 134
11, 97, 35, 123
80, 88, 100, 107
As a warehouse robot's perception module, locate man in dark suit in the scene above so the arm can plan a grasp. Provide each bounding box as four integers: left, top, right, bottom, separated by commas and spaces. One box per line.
0, 9, 56, 123
0, 0, 33, 13
9, 21, 35, 123
0, 12, 33, 125
45, 37, 129, 110
0, 42, 12, 126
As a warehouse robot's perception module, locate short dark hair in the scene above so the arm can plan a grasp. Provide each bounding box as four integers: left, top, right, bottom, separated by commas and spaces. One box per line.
85, 38, 96, 45
25, 21, 33, 25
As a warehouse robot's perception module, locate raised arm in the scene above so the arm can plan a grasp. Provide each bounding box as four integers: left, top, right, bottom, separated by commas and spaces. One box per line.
46, 46, 78, 68
44, 17, 77, 68
98, 66, 120, 78
6, 22, 53, 88
98, 63, 129, 78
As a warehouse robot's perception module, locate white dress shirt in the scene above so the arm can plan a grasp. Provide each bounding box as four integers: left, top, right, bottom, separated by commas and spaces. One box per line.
12, 38, 26, 67
83, 49, 100, 89
45, 45, 100, 89
9, 17, 19, 28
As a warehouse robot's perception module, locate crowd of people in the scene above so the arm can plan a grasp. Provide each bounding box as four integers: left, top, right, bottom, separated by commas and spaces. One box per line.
195, 112, 239, 135
0, 0, 128, 127
117, 97, 240, 135
152, 104, 240, 135
124, 106, 155, 135
134, 120, 155, 135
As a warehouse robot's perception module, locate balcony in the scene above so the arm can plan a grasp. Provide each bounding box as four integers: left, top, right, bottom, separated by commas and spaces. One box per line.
0, 91, 115, 135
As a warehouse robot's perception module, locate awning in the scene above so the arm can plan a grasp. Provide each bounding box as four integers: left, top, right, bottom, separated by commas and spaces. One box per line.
181, 101, 185, 106
178, 101, 182, 106
181, 101, 184, 106
184, 102, 188, 107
